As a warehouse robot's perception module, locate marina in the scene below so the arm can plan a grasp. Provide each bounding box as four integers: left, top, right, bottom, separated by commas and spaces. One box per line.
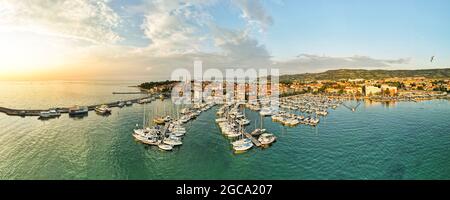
1, 80, 450, 179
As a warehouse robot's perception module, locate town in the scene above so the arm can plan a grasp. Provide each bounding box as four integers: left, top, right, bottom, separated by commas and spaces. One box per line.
278, 76, 450, 101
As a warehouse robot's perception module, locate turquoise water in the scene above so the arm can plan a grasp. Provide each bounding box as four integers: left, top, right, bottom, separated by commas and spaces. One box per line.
0, 81, 450, 179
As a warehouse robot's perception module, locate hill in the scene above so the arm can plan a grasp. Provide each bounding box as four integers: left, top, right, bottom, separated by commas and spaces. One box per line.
279, 68, 450, 83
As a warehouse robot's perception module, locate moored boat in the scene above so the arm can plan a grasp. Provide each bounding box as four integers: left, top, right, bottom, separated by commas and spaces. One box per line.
95, 105, 112, 115
233, 142, 253, 153
158, 143, 173, 151
39, 110, 61, 119
258, 133, 277, 145
68, 106, 89, 117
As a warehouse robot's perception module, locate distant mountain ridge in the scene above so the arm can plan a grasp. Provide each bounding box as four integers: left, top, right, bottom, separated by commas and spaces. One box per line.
279, 68, 450, 82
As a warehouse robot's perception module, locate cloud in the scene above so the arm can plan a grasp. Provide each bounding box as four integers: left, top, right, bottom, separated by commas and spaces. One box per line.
134, 0, 272, 74
232, 0, 274, 32
275, 54, 411, 74
0, 0, 121, 43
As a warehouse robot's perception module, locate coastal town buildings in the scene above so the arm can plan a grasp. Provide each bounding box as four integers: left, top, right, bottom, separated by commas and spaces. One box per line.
365, 86, 382, 96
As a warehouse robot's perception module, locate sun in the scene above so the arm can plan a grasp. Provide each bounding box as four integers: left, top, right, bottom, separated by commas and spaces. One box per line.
0, 28, 70, 77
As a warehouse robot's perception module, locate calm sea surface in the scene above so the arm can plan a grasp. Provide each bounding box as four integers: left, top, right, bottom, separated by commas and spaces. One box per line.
0, 81, 449, 180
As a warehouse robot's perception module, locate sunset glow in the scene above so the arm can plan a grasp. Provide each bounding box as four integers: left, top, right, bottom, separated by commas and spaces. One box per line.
0, 0, 449, 80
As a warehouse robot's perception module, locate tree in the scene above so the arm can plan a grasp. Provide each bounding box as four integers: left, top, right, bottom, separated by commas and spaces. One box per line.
384, 88, 390, 96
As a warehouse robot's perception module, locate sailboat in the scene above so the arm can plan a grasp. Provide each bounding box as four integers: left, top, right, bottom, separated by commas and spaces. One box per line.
251, 114, 266, 136
232, 124, 253, 152
133, 103, 161, 145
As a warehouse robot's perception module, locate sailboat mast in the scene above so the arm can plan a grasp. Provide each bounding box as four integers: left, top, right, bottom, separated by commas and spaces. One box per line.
143, 103, 146, 128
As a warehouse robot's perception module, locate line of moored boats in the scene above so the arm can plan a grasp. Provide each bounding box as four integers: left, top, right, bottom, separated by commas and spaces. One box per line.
132, 102, 215, 151
216, 103, 277, 153
38, 97, 154, 120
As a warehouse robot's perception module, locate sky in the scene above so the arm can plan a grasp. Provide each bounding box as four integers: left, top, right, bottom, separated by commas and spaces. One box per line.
0, 0, 449, 81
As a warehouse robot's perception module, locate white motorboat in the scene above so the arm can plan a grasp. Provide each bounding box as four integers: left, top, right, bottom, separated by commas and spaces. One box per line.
237, 118, 250, 126
259, 107, 273, 116
117, 102, 125, 108
215, 117, 227, 123
95, 105, 112, 115
163, 138, 183, 146
232, 138, 252, 147
158, 143, 173, 151
227, 132, 241, 138
233, 142, 253, 152
39, 110, 61, 119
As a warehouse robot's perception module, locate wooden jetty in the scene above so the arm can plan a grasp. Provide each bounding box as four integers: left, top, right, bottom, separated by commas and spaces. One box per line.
0, 96, 154, 117
244, 132, 261, 147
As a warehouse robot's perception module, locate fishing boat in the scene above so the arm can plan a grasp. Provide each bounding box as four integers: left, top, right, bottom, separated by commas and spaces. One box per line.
68, 106, 89, 117
39, 110, 61, 119
95, 105, 112, 115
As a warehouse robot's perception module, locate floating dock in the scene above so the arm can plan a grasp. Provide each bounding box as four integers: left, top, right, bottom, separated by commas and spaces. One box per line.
244, 132, 261, 147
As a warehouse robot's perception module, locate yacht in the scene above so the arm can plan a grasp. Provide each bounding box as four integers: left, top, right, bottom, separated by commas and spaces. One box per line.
117, 101, 125, 108
95, 105, 112, 115
226, 131, 241, 138
179, 115, 190, 123
232, 138, 252, 147
163, 137, 182, 146
133, 132, 160, 145
158, 143, 173, 151
39, 110, 61, 119
259, 107, 274, 116
233, 142, 253, 152
68, 106, 89, 117
215, 117, 227, 123
237, 118, 250, 126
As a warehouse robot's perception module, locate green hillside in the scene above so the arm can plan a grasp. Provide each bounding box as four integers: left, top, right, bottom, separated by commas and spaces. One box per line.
279, 68, 450, 82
